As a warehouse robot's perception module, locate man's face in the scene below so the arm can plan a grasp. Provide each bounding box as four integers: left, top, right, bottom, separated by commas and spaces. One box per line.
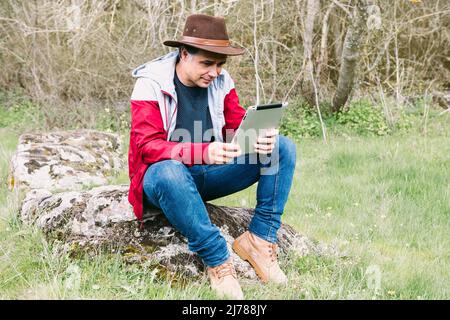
179, 48, 227, 88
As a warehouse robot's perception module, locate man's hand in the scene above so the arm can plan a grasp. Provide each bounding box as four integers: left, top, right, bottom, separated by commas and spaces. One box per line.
205, 142, 242, 164
254, 128, 279, 154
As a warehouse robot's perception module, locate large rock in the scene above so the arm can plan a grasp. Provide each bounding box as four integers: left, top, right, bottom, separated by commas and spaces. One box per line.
8, 130, 123, 192
20, 185, 337, 279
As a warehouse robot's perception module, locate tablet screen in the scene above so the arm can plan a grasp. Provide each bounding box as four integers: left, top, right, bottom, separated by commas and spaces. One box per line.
231, 102, 287, 154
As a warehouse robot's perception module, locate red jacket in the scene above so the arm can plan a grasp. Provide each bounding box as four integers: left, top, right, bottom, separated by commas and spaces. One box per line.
128, 52, 246, 220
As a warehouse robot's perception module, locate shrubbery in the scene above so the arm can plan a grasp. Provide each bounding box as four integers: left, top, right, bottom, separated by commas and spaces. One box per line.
1, 90, 445, 140
336, 99, 391, 136
0, 90, 41, 130
279, 101, 324, 139
0, 90, 131, 134
96, 106, 131, 134
279, 98, 437, 140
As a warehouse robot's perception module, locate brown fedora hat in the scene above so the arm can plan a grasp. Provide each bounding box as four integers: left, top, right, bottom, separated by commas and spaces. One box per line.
163, 14, 245, 56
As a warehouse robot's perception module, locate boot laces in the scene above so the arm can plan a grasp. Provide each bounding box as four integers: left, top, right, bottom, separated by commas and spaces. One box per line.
215, 261, 236, 279
268, 243, 278, 263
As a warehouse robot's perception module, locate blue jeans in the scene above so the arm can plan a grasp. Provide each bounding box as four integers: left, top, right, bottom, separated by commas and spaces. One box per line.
143, 135, 296, 267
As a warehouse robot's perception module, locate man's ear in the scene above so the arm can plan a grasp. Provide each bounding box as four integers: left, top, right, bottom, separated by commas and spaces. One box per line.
180, 47, 189, 61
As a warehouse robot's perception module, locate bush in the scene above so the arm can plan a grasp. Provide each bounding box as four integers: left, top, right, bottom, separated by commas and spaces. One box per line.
95, 106, 131, 134
394, 112, 416, 134
0, 90, 42, 129
279, 101, 324, 139
336, 99, 391, 136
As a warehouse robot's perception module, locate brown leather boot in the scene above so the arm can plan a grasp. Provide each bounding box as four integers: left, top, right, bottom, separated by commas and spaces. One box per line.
207, 257, 244, 300
232, 231, 287, 284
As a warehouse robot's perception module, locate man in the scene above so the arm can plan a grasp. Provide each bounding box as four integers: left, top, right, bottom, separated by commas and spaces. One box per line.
128, 14, 296, 299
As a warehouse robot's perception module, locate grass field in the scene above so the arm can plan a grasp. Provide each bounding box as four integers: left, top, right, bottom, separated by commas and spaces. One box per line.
0, 118, 449, 299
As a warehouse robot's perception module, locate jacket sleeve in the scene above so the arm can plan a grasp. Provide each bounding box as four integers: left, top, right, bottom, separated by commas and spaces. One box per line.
222, 88, 246, 143
130, 100, 209, 166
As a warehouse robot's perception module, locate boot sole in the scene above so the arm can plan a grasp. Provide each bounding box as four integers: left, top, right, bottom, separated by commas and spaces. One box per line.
232, 240, 269, 283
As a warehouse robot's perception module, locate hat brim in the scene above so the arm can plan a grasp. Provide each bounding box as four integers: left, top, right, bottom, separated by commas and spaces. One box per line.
163, 40, 245, 56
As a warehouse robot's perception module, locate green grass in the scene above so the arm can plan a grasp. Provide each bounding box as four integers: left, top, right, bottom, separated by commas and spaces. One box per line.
1, 108, 449, 299
210, 133, 450, 299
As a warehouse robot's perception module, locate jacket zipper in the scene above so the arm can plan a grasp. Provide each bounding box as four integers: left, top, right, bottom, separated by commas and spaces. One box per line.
161, 90, 178, 139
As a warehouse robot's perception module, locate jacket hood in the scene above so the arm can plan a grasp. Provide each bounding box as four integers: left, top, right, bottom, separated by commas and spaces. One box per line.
131, 50, 227, 95
131, 51, 179, 93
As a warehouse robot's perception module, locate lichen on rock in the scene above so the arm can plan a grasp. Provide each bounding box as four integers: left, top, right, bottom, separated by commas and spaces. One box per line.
9, 130, 123, 192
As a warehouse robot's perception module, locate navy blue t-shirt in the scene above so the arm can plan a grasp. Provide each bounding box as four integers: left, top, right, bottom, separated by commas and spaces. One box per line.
169, 71, 215, 143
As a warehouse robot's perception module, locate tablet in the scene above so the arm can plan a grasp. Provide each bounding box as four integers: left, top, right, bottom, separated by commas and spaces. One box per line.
231, 102, 288, 154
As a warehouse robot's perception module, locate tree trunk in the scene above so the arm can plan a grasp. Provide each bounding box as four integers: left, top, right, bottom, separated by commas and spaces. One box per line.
316, 3, 335, 83
301, 0, 320, 105
332, 1, 370, 113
